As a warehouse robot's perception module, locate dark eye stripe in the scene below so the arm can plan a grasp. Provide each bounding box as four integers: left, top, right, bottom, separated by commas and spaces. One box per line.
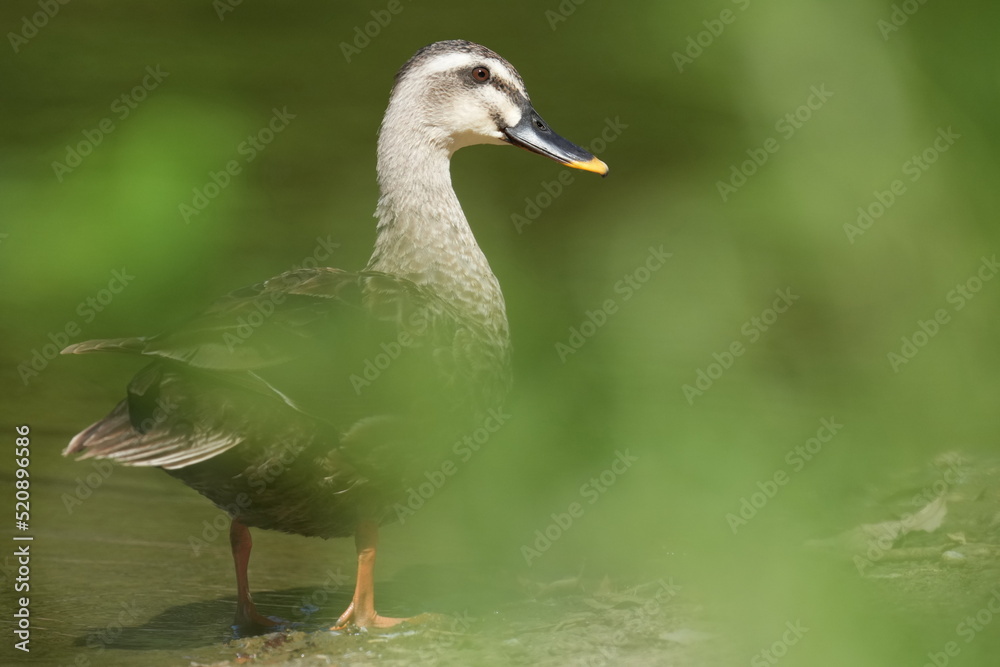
490, 76, 524, 105
457, 64, 527, 108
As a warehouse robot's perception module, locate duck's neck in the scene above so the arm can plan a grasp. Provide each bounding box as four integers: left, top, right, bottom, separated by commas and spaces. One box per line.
366, 112, 507, 339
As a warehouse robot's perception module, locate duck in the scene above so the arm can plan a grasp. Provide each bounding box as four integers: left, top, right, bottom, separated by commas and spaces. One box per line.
62, 39, 608, 632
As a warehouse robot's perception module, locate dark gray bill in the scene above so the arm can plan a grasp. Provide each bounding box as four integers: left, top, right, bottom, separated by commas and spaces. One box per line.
503, 106, 609, 176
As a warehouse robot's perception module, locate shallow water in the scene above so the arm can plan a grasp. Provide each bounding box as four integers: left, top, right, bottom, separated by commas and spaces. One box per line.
9, 418, 1000, 666
11, 427, 684, 666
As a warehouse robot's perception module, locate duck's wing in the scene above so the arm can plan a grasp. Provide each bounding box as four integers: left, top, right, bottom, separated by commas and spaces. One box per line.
65, 268, 372, 369
62, 268, 463, 470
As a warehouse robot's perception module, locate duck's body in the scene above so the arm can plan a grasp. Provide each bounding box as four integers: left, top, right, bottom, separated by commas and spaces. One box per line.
69, 269, 508, 535
64, 40, 606, 631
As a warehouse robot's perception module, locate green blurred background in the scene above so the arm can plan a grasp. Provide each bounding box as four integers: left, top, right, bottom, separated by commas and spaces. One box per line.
2, 1, 999, 665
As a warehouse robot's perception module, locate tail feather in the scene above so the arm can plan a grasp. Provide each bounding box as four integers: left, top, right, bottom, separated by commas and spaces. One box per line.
63, 400, 132, 457
63, 397, 245, 470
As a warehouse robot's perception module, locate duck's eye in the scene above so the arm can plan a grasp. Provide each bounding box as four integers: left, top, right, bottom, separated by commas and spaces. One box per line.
471, 67, 490, 83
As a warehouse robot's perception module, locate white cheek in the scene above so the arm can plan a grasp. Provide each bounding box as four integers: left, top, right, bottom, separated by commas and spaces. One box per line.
438, 84, 522, 153
445, 98, 505, 151
450, 98, 490, 130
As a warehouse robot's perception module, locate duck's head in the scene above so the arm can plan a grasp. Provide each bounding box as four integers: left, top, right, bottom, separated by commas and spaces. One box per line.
383, 40, 609, 177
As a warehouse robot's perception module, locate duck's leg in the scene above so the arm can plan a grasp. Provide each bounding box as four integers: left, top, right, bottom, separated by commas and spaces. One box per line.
230, 518, 280, 632
331, 519, 407, 629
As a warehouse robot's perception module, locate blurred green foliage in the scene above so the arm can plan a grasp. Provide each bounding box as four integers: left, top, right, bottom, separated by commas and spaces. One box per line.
2, 1, 999, 665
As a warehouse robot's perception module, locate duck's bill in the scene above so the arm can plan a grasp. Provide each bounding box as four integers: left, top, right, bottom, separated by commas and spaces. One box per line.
503, 108, 609, 177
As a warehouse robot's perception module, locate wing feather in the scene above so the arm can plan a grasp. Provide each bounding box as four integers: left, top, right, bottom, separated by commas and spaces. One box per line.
62, 268, 474, 471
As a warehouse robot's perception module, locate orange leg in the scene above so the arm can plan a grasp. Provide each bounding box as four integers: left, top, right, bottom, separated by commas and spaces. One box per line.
332, 519, 407, 629
230, 518, 280, 632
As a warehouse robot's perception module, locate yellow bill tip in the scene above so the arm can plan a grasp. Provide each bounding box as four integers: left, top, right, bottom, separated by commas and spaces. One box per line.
566, 156, 609, 177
